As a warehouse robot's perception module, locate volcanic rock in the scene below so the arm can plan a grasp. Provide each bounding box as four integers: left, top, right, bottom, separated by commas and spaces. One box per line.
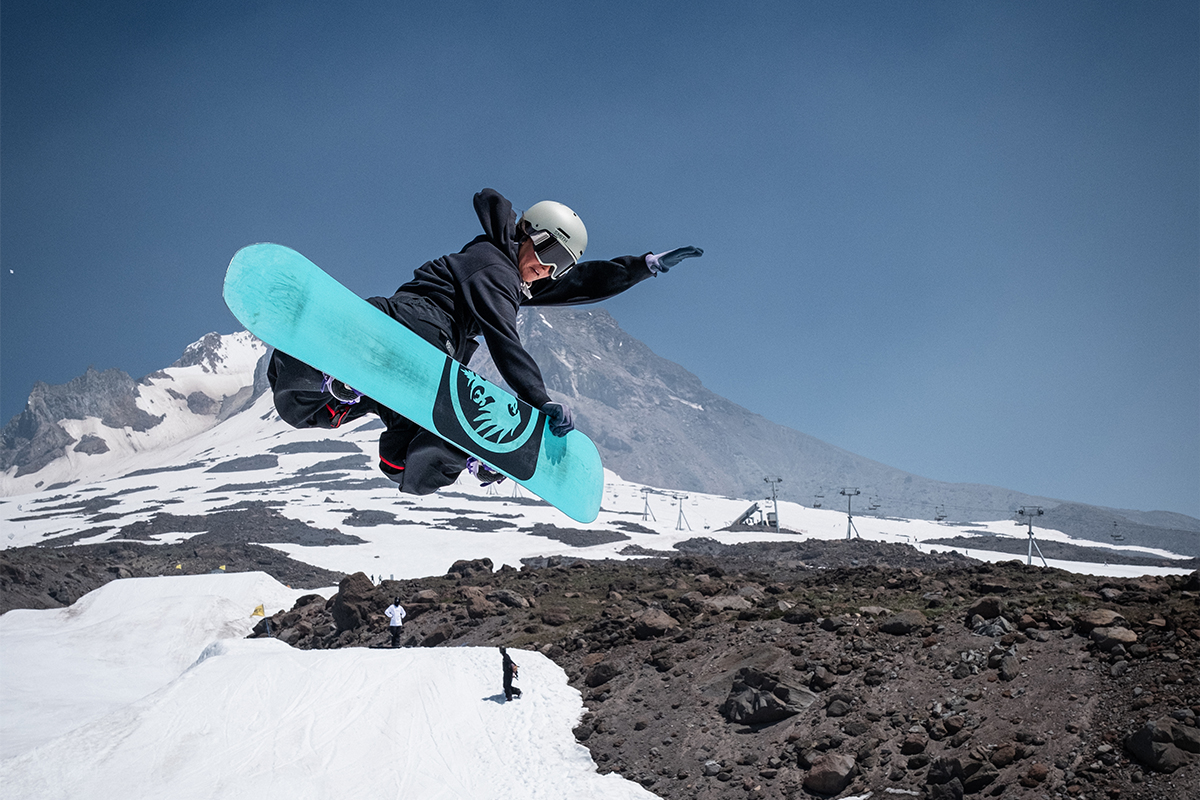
1126, 716, 1200, 773
719, 667, 818, 725
803, 752, 857, 795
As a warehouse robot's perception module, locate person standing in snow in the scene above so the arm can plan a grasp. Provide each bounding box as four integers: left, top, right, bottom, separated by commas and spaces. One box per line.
267, 187, 702, 496
385, 597, 406, 648
500, 646, 521, 701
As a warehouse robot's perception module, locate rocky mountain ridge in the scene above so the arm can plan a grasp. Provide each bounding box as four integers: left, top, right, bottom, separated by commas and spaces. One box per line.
3, 312, 1197, 555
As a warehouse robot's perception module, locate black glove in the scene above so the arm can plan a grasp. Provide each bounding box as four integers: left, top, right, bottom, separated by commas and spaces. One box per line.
646, 246, 703, 273
541, 402, 574, 437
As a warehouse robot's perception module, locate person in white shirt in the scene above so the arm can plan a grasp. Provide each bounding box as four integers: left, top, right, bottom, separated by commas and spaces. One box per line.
385, 598, 406, 648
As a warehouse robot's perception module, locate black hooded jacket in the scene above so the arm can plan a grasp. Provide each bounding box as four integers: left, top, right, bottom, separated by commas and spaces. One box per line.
368, 189, 655, 409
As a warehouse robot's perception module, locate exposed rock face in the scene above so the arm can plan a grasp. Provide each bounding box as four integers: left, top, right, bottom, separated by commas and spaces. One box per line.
1, 332, 271, 481
1, 367, 162, 475
171, 332, 236, 372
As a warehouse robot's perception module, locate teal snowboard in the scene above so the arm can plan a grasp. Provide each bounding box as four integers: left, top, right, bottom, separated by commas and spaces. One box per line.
223, 243, 604, 523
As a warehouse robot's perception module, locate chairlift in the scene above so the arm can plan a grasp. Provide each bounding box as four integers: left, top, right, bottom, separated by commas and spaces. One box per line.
813, 493, 824, 509
934, 505, 947, 522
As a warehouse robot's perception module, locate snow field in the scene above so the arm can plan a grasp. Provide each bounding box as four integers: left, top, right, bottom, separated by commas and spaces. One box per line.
0, 573, 656, 799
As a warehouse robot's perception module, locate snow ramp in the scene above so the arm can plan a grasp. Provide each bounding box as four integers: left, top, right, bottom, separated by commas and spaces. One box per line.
0, 640, 656, 800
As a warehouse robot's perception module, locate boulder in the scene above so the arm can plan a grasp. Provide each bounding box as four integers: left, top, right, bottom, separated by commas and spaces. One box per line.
540, 608, 571, 626
488, 588, 530, 609
880, 609, 928, 635
421, 624, 453, 647
782, 605, 817, 624
585, 662, 620, 688
633, 608, 680, 640
330, 572, 376, 632
810, 666, 839, 691
447, 558, 493, 578
1126, 717, 1200, 773
1090, 626, 1138, 652
803, 753, 856, 795
1074, 608, 1124, 633
700, 595, 753, 613
993, 652, 1022, 681
967, 596, 1005, 620
1018, 762, 1050, 787
959, 758, 999, 793
457, 586, 498, 619
719, 667, 817, 725
928, 754, 997, 794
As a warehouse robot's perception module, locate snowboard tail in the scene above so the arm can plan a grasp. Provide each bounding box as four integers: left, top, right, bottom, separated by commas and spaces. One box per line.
223, 243, 603, 522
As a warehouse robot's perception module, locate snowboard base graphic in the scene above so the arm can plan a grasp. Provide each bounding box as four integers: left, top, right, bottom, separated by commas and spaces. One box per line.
223, 243, 603, 523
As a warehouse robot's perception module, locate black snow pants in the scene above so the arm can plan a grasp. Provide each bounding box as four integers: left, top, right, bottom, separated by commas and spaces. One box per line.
266, 294, 470, 496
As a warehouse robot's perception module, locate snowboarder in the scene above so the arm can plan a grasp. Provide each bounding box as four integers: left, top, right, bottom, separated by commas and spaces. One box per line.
267, 187, 701, 496
385, 597, 406, 648
500, 646, 521, 701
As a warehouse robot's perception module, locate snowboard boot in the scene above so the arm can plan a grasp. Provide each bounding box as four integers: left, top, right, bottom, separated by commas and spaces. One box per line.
321, 373, 371, 428
321, 373, 364, 404
466, 457, 505, 487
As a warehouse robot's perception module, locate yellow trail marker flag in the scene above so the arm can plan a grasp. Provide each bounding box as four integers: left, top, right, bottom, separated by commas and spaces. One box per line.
251, 604, 265, 618
175, 564, 182, 570
218, 565, 226, 571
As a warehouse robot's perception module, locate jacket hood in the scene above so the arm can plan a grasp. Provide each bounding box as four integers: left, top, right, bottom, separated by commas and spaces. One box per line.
473, 188, 520, 263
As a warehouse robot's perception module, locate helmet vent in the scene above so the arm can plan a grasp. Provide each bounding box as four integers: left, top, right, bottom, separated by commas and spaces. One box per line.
556, 227, 571, 240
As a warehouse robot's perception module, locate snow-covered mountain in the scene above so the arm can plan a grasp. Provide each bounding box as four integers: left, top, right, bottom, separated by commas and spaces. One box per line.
0, 331, 268, 489
4, 310, 1197, 554
1, 329, 1193, 575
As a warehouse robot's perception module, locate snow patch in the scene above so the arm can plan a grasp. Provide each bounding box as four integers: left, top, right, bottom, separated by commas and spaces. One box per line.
669, 394, 704, 411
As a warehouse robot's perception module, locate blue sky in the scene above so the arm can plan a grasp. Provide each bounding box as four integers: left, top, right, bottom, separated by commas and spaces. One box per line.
2, 0, 1197, 518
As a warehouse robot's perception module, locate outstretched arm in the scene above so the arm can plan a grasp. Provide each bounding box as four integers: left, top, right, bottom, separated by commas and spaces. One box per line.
525, 246, 703, 307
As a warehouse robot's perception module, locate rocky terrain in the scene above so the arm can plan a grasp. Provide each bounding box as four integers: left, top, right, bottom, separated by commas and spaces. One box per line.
3, 534, 1198, 797
0, 501, 348, 613
221, 539, 1198, 800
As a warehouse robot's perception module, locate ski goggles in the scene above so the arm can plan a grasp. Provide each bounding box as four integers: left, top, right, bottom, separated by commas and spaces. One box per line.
528, 228, 577, 280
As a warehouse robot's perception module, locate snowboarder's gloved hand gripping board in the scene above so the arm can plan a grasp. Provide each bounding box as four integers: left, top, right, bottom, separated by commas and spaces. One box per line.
223, 243, 604, 523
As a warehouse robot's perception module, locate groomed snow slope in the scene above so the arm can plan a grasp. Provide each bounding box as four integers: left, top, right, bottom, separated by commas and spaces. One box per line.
0, 574, 654, 800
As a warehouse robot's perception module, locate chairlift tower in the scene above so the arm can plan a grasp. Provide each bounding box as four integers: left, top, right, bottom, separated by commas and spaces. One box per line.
1017, 506, 1048, 567
673, 493, 691, 532
641, 488, 690, 531
764, 477, 782, 533
641, 488, 656, 522
840, 487, 861, 540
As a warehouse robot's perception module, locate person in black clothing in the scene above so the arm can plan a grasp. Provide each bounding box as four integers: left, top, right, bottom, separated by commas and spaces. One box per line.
268, 187, 702, 495
500, 646, 521, 701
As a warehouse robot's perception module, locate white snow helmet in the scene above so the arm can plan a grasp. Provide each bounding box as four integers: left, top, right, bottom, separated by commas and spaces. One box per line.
519, 200, 588, 279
